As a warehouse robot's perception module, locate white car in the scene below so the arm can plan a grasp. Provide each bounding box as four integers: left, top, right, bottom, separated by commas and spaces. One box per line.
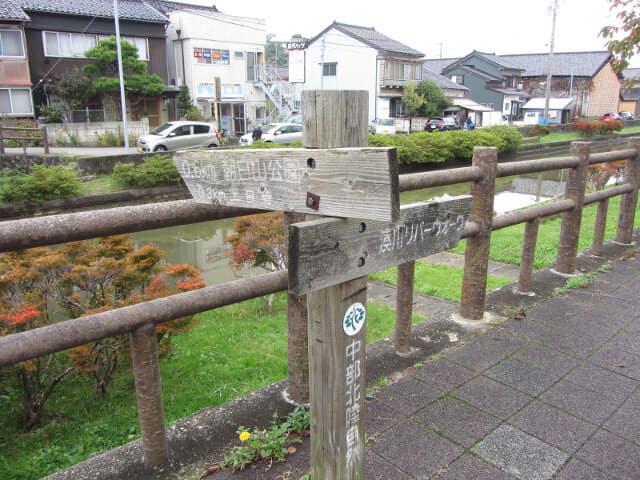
373, 118, 396, 135
137, 121, 219, 152
239, 123, 303, 146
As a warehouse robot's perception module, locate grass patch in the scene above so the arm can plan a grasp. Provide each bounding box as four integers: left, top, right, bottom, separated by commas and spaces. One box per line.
538, 125, 640, 143
0, 294, 421, 480
370, 262, 512, 301
78, 175, 115, 196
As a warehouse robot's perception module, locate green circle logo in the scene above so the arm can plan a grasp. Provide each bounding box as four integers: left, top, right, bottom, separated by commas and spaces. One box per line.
343, 302, 366, 336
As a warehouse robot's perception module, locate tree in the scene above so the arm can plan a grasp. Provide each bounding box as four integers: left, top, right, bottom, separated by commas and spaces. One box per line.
0, 236, 204, 427
43, 69, 96, 121
416, 80, 451, 118
403, 80, 425, 134
177, 84, 195, 119
265, 35, 289, 68
600, 0, 640, 74
83, 37, 164, 119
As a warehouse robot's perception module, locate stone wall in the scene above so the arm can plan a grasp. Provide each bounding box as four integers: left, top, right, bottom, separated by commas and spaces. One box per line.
43, 119, 150, 147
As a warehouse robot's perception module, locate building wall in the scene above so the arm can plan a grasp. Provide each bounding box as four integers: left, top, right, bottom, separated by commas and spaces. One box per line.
0, 22, 33, 116
446, 66, 502, 109
521, 76, 592, 118
619, 100, 638, 115
588, 61, 621, 117
303, 28, 378, 120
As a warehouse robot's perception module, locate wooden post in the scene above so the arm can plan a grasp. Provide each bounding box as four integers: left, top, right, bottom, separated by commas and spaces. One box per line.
303, 90, 368, 479
592, 199, 608, 256
616, 137, 640, 245
42, 126, 50, 154
395, 261, 415, 354
0, 118, 4, 154
285, 211, 309, 404
555, 142, 590, 274
517, 218, 539, 294
459, 146, 498, 320
130, 323, 168, 466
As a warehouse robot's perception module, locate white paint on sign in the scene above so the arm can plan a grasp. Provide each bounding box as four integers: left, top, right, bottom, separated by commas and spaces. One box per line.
343, 303, 366, 336
344, 338, 364, 475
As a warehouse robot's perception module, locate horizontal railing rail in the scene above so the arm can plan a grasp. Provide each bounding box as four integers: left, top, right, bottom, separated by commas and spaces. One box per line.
0, 118, 49, 154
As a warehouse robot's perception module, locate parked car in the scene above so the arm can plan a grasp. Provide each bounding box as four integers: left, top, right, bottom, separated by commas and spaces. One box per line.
137, 121, 219, 152
601, 112, 622, 121
424, 117, 460, 132
372, 118, 396, 135
619, 111, 635, 121
238, 123, 303, 146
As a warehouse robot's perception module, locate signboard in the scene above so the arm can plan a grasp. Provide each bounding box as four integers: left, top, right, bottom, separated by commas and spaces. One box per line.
288, 196, 472, 294
196, 83, 216, 98
221, 84, 243, 99
173, 147, 400, 222
286, 41, 308, 50
289, 49, 305, 83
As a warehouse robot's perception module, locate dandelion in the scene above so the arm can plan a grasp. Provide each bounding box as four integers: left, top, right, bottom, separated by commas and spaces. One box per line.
239, 431, 250, 442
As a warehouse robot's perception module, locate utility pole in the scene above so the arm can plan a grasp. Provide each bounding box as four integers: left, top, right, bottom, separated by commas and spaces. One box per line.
113, 0, 129, 151
544, 0, 558, 124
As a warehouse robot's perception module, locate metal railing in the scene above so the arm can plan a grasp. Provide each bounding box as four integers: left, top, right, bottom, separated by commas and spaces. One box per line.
0, 138, 638, 471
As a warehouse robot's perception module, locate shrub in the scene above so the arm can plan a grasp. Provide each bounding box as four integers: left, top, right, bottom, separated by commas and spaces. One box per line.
572, 120, 623, 136
0, 164, 80, 203
529, 124, 551, 137
39, 104, 65, 123
112, 154, 182, 189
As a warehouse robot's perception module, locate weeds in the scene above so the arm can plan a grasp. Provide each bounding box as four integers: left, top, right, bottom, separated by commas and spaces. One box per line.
553, 272, 596, 295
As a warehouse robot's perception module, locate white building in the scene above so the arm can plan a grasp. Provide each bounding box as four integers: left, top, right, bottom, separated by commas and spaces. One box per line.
302, 22, 425, 121
154, 2, 267, 136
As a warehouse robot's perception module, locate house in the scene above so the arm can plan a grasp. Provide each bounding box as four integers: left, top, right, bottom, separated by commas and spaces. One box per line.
303, 22, 425, 121
150, 0, 267, 136
0, 0, 33, 117
427, 50, 530, 122
17, 0, 172, 127
620, 68, 640, 115
521, 97, 574, 125
500, 51, 620, 119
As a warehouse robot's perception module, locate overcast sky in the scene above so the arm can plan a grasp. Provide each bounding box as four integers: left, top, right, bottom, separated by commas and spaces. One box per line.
175, 0, 640, 67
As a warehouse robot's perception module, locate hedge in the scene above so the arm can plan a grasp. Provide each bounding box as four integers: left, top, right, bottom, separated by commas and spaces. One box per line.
369, 126, 522, 165
0, 164, 81, 203
112, 154, 182, 189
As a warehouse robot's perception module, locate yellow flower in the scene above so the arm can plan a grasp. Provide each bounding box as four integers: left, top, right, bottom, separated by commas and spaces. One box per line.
239, 431, 250, 442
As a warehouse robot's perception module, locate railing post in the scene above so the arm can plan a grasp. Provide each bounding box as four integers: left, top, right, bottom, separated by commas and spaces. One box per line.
516, 218, 539, 295
42, 126, 50, 154
459, 146, 498, 320
555, 141, 590, 275
303, 90, 368, 480
130, 322, 168, 466
616, 137, 640, 245
285, 211, 309, 404
0, 118, 4, 154
395, 261, 415, 354
592, 199, 609, 256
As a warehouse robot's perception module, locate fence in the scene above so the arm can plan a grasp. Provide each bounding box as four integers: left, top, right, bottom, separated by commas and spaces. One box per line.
0, 91, 638, 478
0, 118, 49, 154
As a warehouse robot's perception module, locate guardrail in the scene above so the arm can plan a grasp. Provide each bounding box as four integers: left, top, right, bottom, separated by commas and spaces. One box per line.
0, 118, 49, 154
0, 132, 637, 473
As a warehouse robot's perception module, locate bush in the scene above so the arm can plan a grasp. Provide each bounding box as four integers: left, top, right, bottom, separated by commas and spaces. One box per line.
112, 154, 182, 189
39, 104, 65, 123
0, 164, 80, 203
528, 124, 551, 137
572, 120, 623, 136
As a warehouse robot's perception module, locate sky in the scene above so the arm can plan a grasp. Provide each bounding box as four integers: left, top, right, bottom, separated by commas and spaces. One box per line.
173, 0, 640, 67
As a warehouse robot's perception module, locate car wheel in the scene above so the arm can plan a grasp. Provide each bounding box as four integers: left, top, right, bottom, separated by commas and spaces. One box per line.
207, 144, 218, 148
153, 145, 168, 152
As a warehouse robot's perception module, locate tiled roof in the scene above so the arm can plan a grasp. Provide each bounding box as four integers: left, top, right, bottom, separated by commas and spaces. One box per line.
471, 51, 523, 71
19, 0, 168, 23
622, 68, 640, 81
422, 66, 468, 91
423, 58, 458, 75
621, 87, 640, 101
499, 51, 612, 77
144, 0, 218, 15
312, 22, 424, 57
0, 0, 30, 21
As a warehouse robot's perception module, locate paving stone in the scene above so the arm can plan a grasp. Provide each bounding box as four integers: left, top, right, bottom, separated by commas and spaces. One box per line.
514, 342, 580, 377
369, 419, 463, 479
547, 314, 618, 343
605, 330, 640, 357
452, 376, 532, 419
373, 375, 442, 415
540, 379, 623, 424
510, 401, 598, 453
501, 317, 552, 341
434, 453, 517, 479
444, 341, 506, 372
365, 450, 413, 480
575, 298, 640, 329
414, 396, 501, 448
365, 399, 404, 438
539, 327, 600, 359
588, 344, 640, 380
577, 429, 640, 479
470, 328, 531, 355
485, 358, 559, 396
526, 296, 583, 324
472, 424, 569, 480
563, 362, 638, 401
603, 392, 640, 446
408, 358, 475, 393
554, 458, 612, 480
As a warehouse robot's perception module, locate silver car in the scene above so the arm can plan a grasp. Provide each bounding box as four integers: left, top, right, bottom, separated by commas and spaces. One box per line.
137, 121, 220, 152
239, 123, 303, 146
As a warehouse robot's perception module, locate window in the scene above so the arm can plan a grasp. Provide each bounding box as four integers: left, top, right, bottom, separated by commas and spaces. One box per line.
0, 30, 24, 57
450, 75, 464, 85
322, 62, 337, 76
0, 88, 33, 115
44, 31, 97, 57
99, 35, 148, 60
194, 47, 229, 65
172, 125, 191, 136
193, 124, 210, 134
234, 51, 244, 58
246, 52, 259, 81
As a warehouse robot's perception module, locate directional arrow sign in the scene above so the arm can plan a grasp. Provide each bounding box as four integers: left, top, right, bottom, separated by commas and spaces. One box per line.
174, 147, 400, 222
288, 196, 472, 294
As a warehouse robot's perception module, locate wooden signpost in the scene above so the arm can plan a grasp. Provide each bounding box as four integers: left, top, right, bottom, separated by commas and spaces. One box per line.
176, 90, 471, 480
